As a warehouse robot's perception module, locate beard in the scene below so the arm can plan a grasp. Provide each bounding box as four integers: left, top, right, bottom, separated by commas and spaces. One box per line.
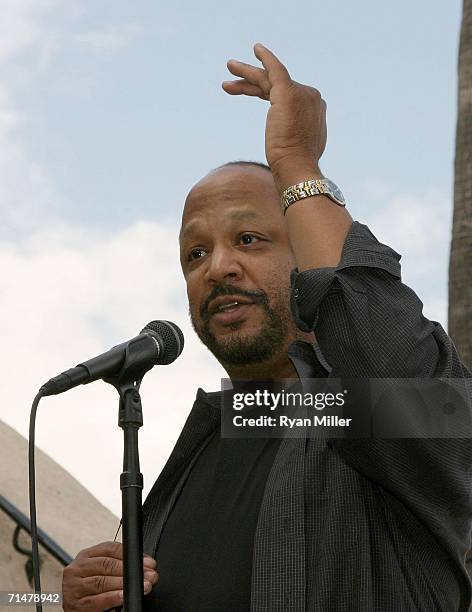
190, 284, 290, 366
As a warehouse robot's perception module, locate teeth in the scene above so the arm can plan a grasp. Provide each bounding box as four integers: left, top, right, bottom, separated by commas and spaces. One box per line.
218, 301, 240, 311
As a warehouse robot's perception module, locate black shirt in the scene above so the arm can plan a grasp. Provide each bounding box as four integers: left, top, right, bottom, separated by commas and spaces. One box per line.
144, 426, 282, 611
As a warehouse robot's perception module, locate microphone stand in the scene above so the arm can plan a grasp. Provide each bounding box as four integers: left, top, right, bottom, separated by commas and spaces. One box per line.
35, 322, 182, 611
104, 340, 155, 612
117, 383, 144, 612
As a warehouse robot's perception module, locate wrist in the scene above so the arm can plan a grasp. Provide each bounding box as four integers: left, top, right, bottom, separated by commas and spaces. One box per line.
270, 156, 323, 193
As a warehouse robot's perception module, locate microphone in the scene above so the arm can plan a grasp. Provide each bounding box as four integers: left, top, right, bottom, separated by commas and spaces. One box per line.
40, 320, 184, 396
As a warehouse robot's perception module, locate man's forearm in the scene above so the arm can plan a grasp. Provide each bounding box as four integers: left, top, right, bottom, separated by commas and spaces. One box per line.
272, 159, 353, 271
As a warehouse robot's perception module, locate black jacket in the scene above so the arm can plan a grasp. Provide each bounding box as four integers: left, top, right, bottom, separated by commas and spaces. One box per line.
143, 221, 472, 611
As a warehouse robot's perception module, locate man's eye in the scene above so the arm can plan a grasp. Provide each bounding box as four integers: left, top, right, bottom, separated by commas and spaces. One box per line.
188, 247, 207, 261
240, 233, 260, 245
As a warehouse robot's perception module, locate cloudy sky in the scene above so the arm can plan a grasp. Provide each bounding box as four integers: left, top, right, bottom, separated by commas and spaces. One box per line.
0, 1, 463, 520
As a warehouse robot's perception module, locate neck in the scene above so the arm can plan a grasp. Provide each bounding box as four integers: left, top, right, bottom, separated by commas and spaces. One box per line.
222, 330, 315, 381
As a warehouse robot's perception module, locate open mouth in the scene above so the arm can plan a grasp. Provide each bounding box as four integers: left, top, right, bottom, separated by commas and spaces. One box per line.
210, 300, 256, 326
209, 295, 255, 315
214, 300, 248, 313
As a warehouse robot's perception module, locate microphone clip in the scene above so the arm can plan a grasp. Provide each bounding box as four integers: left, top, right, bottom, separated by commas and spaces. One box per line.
103, 333, 158, 393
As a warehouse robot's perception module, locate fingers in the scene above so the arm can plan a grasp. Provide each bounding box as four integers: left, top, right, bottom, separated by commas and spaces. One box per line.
74, 556, 156, 578
81, 575, 124, 594
222, 44, 291, 100
77, 589, 124, 611
144, 569, 159, 585
143, 554, 157, 570
75, 557, 123, 578
76, 541, 124, 561
226, 59, 271, 93
80, 572, 157, 593
253, 43, 291, 85
222, 79, 269, 100
76, 542, 156, 569
63, 542, 159, 612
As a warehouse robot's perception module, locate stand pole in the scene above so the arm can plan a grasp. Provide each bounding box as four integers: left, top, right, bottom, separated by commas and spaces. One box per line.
118, 386, 144, 612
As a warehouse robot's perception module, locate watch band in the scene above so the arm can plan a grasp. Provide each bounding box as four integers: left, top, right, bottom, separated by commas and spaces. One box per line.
281, 178, 346, 214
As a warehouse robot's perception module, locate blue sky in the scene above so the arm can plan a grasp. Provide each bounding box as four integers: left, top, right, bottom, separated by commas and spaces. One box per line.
0, 0, 463, 516
5, 1, 461, 231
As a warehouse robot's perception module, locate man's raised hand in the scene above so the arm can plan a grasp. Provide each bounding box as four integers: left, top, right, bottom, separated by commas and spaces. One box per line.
222, 43, 327, 188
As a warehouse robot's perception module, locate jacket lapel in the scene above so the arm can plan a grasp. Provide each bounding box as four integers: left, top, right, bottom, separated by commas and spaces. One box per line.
142, 388, 219, 558
251, 434, 307, 612
250, 341, 328, 611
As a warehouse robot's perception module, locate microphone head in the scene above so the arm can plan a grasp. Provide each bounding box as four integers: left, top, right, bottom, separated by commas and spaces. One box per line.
141, 320, 184, 365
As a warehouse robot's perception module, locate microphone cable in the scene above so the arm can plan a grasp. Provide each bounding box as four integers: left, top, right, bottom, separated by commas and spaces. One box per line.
28, 390, 45, 612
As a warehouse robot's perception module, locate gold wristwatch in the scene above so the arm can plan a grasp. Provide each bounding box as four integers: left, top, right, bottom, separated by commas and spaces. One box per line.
281, 178, 346, 214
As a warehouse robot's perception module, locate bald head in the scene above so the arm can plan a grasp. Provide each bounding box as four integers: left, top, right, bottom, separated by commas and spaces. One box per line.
180, 163, 280, 242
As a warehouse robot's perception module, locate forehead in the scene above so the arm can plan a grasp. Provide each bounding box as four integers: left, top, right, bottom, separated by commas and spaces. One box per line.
180, 165, 281, 239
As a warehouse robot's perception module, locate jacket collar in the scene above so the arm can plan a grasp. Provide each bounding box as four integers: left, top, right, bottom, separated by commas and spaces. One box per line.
197, 340, 331, 409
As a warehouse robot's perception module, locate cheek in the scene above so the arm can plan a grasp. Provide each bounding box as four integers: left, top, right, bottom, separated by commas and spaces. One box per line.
186, 279, 203, 319
266, 256, 293, 285
264, 265, 293, 303
264, 246, 295, 276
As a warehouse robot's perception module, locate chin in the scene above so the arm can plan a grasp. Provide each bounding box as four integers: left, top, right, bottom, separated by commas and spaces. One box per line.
212, 320, 262, 337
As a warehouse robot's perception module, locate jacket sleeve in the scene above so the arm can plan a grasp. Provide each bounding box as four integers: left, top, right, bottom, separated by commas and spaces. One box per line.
290, 220, 472, 577
291, 220, 469, 379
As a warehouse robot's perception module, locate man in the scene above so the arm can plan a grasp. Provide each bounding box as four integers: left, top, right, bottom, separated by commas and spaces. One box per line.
62, 44, 472, 611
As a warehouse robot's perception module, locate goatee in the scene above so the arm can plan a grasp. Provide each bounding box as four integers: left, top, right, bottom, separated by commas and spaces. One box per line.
190, 284, 289, 366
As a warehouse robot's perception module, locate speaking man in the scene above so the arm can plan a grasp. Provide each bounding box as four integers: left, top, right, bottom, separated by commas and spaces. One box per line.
62, 44, 472, 611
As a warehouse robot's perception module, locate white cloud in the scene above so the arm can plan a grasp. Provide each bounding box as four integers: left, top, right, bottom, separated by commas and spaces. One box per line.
0, 3, 143, 238
0, 220, 225, 514
422, 296, 448, 328
367, 189, 450, 261
0, 1, 66, 237
363, 186, 451, 326
76, 24, 142, 50
0, 90, 20, 133
0, 0, 60, 63
0, 130, 61, 236
0, 1, 222, 516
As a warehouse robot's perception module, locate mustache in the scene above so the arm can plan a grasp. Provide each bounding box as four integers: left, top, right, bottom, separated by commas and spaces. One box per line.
199, 284, 267, 320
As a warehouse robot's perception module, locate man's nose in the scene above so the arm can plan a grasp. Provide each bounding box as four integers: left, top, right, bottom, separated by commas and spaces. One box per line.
204, 246, 243, 284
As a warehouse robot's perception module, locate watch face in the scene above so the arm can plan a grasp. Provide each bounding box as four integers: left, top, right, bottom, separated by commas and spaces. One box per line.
324, 179, 345, 205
